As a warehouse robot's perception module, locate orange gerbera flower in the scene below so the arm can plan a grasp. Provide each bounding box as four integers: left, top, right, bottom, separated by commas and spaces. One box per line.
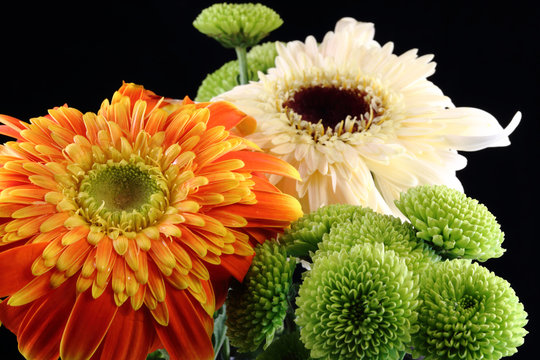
0, 83, 302, 360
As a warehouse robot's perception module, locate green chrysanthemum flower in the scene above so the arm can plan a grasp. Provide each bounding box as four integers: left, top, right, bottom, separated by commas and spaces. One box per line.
412, 259, 528, 360
195, 42, 279, 102
395, 184, 504, 261
256, 330, 311, 360
314, 211, 440, 273
280, 204, 374, 259
226, 241, 296, 352
193, 3, 283, 48
296, 243, 419, 360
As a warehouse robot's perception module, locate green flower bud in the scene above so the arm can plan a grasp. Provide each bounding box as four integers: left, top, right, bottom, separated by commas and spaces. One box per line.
296, 243, 419, 360
412, 259, 528, 360
226, 241, 296, 352
280, 204, 373, 259
193, 3, 283, 48
314, 210, 440, 273
395, 185, 504, 261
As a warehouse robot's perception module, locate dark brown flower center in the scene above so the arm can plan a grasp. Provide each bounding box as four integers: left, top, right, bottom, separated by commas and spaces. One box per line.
284, 85, 372, 129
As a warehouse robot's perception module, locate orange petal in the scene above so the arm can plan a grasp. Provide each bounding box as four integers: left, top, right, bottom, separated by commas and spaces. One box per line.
206, 101, 257, 136
149, 300, 169, 326
111, 259, 126, 295
60, 288, 119, 360
48, 107, 85, 135
17, 277, 76, 360
204, 209, 248, 227
0, 298, 33, 335
95, 236, 113, 273
154, 286, 214, 360
198, 279, 215, 317
8, 272, 54, 306
177, 225, 208, 258
0, 242, 48, 297
217, 150, 301, 180
148, 239, 176, 276
147, 262, 166, 303
56, 238, 91, 272
0, 114, 27, 135
98, 304, 156, 360
220, 252, 254, 282
224, 190, 303, 222
40, 212, 70, 233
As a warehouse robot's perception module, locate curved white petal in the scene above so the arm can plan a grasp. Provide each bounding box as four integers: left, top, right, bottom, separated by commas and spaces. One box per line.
444, 111, 521, 151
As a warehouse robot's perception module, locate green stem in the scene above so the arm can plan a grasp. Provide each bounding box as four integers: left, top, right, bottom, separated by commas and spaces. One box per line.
398, 351, 406, 360
235, 46, 249, 85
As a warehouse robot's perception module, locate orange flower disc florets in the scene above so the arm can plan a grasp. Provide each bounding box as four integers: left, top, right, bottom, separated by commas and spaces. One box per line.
0, 83, 302, 360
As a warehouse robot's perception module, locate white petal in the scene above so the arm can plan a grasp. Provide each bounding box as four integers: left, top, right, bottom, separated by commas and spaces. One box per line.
444, 111, 521, 151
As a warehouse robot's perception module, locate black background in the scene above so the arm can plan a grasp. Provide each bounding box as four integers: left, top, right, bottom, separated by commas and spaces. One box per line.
0, 1, 538, 359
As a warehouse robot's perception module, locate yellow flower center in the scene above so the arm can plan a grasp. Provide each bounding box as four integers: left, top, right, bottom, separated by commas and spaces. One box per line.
77, 160, 169, 233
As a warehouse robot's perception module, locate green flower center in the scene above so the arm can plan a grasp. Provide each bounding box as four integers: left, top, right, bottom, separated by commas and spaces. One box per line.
348, 297, 369, 323
84, 164, 158, 211
77, 161, 169, 232
458, 294, 479, 310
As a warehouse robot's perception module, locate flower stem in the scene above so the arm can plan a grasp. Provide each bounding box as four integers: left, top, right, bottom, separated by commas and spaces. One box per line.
235, 46, 249, 85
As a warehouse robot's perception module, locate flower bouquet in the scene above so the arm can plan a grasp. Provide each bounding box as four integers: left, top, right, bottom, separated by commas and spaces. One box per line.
0, 2, 530, 360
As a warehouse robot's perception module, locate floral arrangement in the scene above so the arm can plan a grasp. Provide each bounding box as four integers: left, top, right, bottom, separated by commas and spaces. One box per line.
0, 3, 528, 360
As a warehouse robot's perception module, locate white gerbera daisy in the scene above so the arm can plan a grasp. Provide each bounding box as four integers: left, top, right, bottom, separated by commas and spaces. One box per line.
214, 18, 521, 215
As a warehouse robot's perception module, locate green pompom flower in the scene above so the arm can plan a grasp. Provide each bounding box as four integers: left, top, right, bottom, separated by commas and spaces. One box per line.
314, 210, 440, 273
412, 259, 528, 360
296, 243, 419, 360
256, 330, 311, 360
280, 204, 373, 259
195, 42, 279, 102
226, 241, 296, 352
193, 3, 283, 48
395, 184, 504, 261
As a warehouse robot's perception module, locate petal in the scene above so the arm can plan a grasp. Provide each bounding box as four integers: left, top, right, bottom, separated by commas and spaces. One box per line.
0, 299, 33, 335
444, 111, 521, 151
0, 242, 48, 297
217, 150, 301, 180
0, 114, 27, 140
60, 289, 119, 360
154, 286, 214, 360
210, 252, 254, 284
223, 190, 303, 222
8, 272, 54, 306
98, 305, 156, 360
17, 277, 76, 360
206, 101, 257, 136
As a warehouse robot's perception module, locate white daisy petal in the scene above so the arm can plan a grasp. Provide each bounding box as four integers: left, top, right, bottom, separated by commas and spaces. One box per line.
214, 18, 519, 216
444, 111, 521, 151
